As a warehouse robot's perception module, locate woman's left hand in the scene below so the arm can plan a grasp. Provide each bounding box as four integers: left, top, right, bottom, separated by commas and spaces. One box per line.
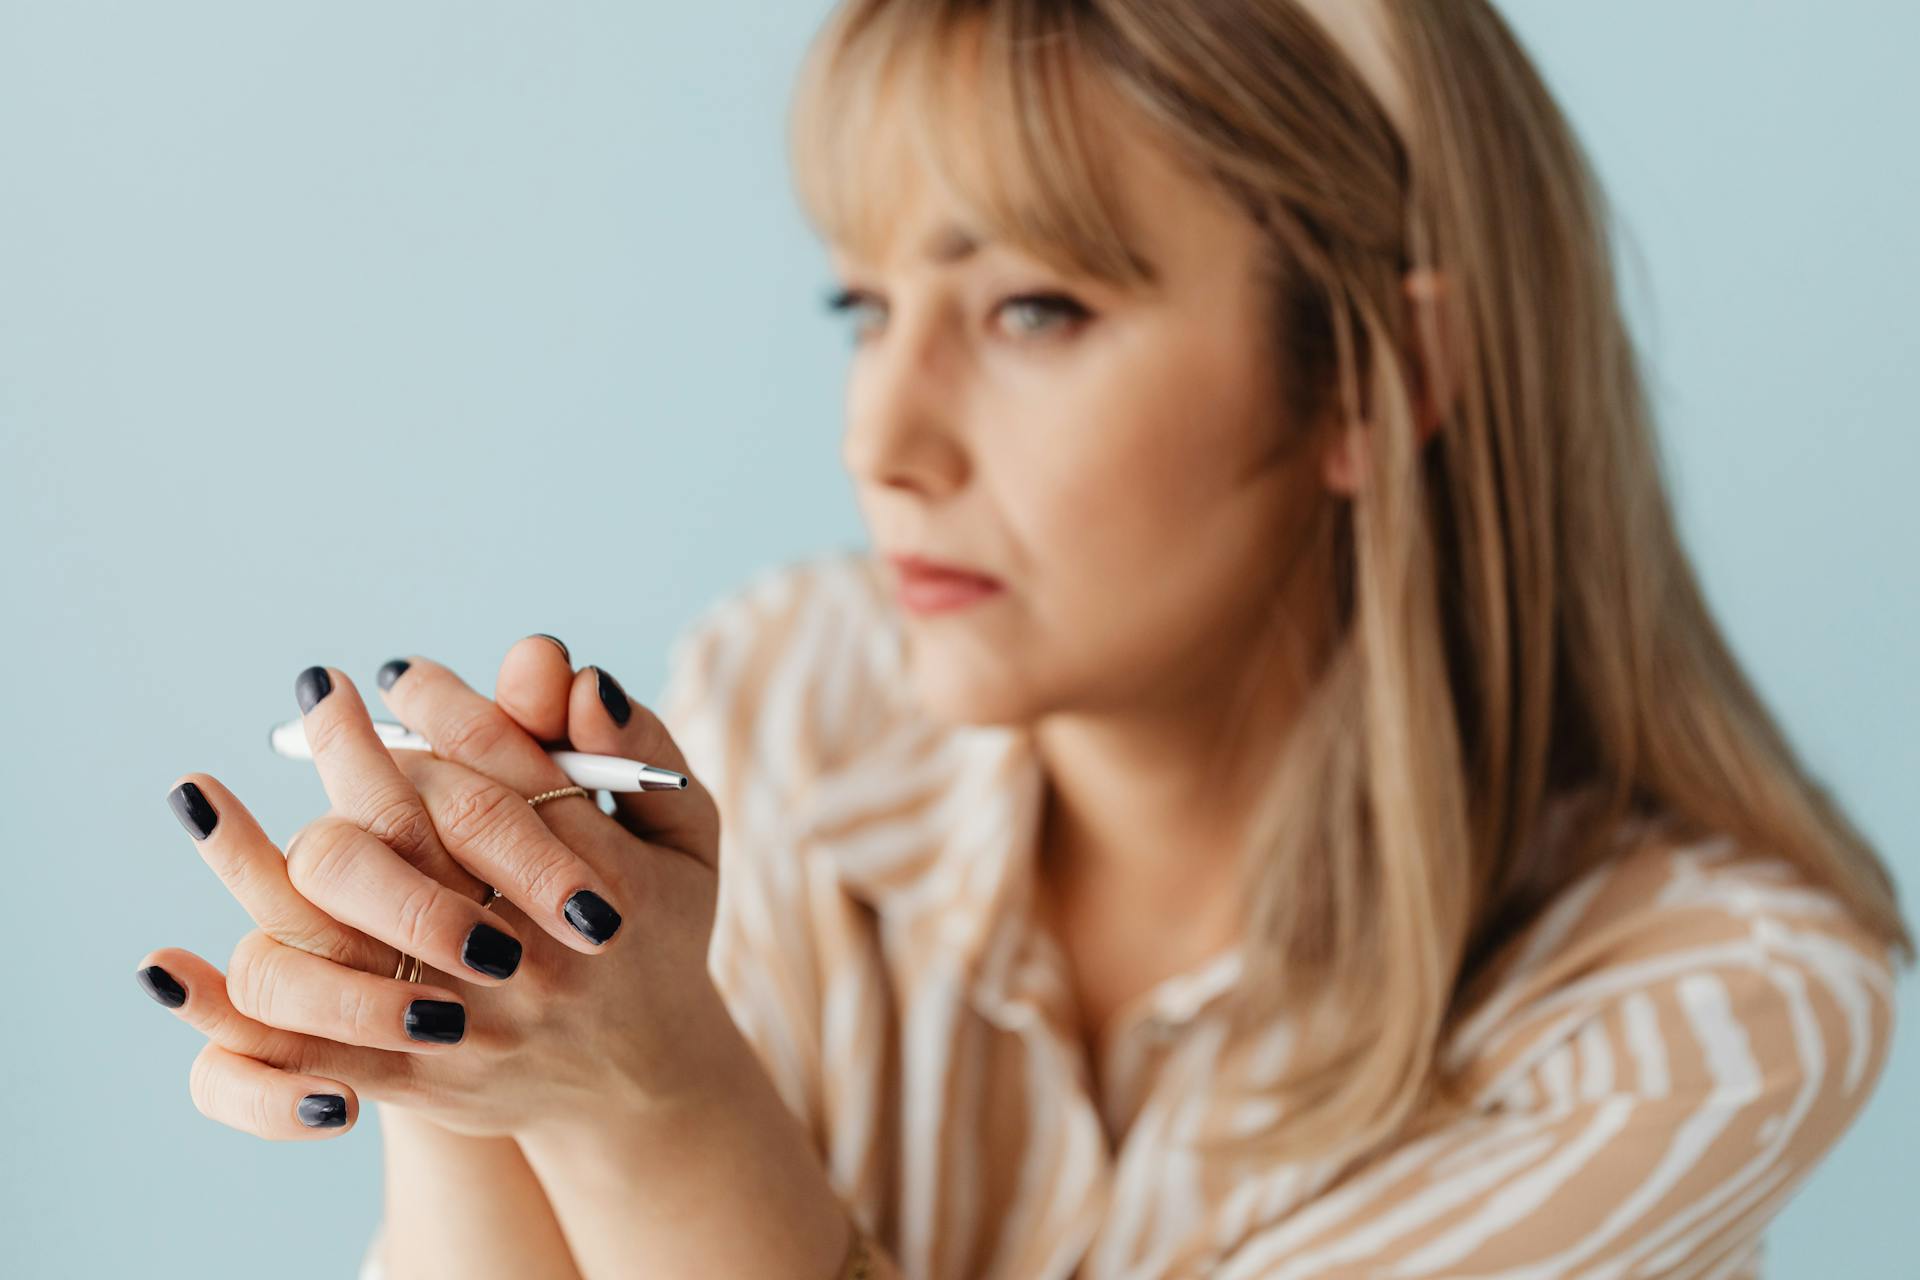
140, 643, 735, 1143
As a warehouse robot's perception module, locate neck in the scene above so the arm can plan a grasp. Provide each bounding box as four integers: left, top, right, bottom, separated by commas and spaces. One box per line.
1031, 574, 1335, 933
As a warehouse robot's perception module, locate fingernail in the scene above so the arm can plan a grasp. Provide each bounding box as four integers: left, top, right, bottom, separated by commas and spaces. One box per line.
460, 921, 522, 980
563, 889, 622, 945
593, 667, 631, 727
167, 781, 218, 841
295, 665, 333, 713
136, 965, 186, 1008
376, 659, 411, 691
531, 634, 570, 662
298, 1094, 348, 1128
404, 1000, 466, 1045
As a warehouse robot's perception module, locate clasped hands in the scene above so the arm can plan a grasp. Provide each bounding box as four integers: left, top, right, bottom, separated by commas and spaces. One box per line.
137, 635, 733, 1144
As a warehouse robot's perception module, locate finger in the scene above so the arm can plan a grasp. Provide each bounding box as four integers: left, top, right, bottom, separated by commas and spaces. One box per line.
568, 664, 719, 866
222, 927, 472, 1053
134, 947, 392, 1139
191, 1042, 360, 1140
404, 754, 628, 953
374, 654, 574, 799
495, 634, 575, 747
284, 815, 528, 983
292, 664, 482, 898
166, 773, 389, 973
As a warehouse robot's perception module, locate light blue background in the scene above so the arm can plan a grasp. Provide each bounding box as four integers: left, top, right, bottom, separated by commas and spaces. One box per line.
2, 2, 1912, 1275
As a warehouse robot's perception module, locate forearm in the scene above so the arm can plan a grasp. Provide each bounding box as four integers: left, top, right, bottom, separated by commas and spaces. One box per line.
376, 1104, 583, 1280
514, 1011, 866, 1280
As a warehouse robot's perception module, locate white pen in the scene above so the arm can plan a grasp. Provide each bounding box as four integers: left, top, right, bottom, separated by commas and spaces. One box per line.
267, 718, 689, 793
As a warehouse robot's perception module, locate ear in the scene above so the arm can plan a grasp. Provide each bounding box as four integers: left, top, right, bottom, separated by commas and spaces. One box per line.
1320, 266, 1460, 496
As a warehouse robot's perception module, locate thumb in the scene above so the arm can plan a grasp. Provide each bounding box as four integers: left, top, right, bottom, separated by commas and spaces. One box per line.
568, 664, 719, 868
493, 633, 575, 746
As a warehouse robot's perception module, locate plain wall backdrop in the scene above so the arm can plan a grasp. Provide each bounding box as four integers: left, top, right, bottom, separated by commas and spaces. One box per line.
2, 2, 1913, 1275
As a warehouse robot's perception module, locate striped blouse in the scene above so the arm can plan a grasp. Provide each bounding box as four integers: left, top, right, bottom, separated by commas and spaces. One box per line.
361, 547, 1898, 1279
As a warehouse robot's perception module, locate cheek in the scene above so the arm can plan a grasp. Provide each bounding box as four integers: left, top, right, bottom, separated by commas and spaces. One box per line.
1011, 351, 1268, 575
997, 343, 1302, 677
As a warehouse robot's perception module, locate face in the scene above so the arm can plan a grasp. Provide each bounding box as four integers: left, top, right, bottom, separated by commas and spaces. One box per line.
828, 80, 1338, 732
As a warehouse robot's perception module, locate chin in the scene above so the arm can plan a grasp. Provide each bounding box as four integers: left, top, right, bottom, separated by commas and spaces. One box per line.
901, 645, 1042, 729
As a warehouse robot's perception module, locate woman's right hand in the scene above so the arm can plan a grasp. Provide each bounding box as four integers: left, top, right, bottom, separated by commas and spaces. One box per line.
133, 634, 578, 1139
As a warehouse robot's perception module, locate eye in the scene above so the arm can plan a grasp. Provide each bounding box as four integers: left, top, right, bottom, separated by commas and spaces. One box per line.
821, 285, 1092, 346
993, 292, 1090, 339
823, 285, 887, 346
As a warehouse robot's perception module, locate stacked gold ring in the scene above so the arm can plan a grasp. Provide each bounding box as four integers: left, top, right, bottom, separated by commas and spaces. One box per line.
391, 785, 592, 982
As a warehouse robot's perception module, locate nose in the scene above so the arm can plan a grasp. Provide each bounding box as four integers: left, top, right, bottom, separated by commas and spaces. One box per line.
839, 303, 969, 500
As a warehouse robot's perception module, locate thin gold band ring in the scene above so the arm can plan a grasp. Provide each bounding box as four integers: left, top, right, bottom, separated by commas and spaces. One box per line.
391, 785, 592, 981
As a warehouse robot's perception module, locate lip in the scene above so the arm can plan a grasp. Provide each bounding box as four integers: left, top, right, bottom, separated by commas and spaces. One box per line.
886, 553, 1005, 615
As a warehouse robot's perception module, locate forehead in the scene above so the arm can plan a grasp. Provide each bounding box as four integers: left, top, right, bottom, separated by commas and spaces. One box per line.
824, 78, 1248, 291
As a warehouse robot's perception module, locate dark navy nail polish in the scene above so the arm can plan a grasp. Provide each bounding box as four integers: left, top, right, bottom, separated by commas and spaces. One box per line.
531, 634, 570, 662
298, 1094, 348, 1128
563, 889, 622, 945
404, 1000, 466, 1044
136, 965, 186, 1008
461, 921, 522, 980
593, 667, 631, 727
295, 666, 333, 713
167, 781, 218, 841
377, 659, 410, 691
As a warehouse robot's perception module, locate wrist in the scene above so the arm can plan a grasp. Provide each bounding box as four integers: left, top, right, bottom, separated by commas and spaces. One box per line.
518, 979, 756, 1155
510, 991, 849, 1278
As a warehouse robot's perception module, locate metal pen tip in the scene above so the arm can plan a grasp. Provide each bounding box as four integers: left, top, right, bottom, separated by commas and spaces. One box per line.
637, 764, 689, 791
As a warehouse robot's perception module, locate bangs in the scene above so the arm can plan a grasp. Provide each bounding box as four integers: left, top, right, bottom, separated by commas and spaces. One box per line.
787, 1, 1158, 288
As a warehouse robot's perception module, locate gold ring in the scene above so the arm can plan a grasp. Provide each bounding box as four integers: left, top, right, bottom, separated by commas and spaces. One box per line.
395, 880, 503, 982
394, 790, 563, 982
527, 785, 591, 809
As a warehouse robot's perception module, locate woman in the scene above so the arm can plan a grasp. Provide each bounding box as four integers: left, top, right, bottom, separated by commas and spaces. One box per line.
135, 1, 1909, 1276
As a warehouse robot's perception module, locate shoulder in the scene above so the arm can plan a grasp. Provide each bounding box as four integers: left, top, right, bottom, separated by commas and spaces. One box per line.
1445, 820, 1900, 1127
1215, 832, 1900, 1277
656, 546, 909, 790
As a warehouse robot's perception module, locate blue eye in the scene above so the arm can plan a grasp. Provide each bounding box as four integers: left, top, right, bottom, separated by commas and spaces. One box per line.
995, 292, 1089, 338
821, 286, 1092, 345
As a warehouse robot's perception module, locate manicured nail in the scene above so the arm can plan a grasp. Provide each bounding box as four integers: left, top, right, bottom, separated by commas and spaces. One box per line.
593, 667, 631, 727
376, 659, 410, 691
404, 1000, 466, 1044
531, 634, 570, 662
298, 1094, 348, 1128
295, 665, 333, 713
460, 921, 522, 980
167, 781, 218, 841
563, 889, 622, 945
136, 965, 186, 1008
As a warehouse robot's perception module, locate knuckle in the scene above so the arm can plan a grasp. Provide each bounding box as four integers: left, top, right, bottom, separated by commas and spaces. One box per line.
433, 707, 511, 764
301, 708, 352, 760
284, 818, 364, 898
226, 929, 290, 1028
360, 788, 438, 861
334, 981, 379, 1044
518, 851, 576, 907
250, 1085, 281, 1139
392, 880, 446, 958
264, 911, 350, 963
188, 1044, 223, 1123
209, 838, 257, 895
436, 776, 521, 853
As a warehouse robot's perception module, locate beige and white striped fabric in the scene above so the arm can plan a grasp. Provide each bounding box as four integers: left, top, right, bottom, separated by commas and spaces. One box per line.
359, 547, 1898, 1279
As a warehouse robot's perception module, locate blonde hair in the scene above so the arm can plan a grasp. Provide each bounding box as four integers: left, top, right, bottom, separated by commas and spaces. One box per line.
786, 0, 1913, 1164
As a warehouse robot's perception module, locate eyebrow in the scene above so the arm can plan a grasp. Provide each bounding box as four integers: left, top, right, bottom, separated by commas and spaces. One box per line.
921, 223, 982, 265
854, 221, 1159, 287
